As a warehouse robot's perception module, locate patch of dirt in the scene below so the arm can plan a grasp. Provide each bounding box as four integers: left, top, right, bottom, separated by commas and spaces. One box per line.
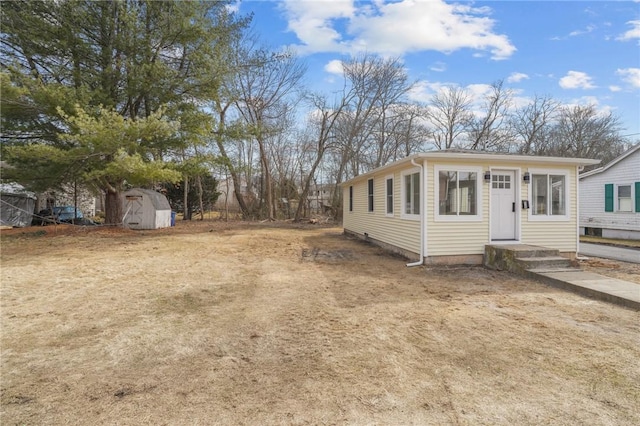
2, 220, 639, 425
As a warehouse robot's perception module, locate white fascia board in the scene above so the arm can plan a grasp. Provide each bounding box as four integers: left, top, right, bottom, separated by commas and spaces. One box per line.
342, 152, 600, 186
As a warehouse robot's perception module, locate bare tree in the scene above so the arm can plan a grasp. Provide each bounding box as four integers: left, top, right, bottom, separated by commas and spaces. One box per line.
467, 80, 514, 151
294, 92, 351, 222
425, 86, 473, 149
549, 105, 626, 165
233, 45, 306, 220
512, 95, 559, 155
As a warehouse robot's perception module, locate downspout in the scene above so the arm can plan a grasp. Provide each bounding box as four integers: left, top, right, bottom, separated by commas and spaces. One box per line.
407, 158, 425, 267
576, 165, 584, 259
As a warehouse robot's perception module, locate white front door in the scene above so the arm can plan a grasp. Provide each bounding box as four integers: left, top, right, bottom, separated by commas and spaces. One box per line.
491, 170, 516, 240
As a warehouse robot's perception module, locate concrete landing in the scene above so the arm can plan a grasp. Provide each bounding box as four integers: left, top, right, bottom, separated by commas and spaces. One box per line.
530, 270, 640, 310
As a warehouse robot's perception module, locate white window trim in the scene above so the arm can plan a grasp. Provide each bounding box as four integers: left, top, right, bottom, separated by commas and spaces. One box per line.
434, 165, 483, 222
385, 174, 394, 217
615, 183, 634, 213
401, 167, 421, 221
367, 178, 374, 213
527, 168, 570, 222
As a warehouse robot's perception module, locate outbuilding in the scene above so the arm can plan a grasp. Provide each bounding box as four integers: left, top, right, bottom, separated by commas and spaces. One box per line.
0, 183, 36, 228
342, 150, 600, 265
122, 188, 172, 230
578, 144, 640, 240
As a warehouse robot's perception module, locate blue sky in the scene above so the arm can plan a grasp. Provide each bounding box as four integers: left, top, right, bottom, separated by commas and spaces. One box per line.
234, 0, 640, 139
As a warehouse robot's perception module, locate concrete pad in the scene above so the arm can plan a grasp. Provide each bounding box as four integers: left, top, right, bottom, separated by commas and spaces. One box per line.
532, 270, 640, 310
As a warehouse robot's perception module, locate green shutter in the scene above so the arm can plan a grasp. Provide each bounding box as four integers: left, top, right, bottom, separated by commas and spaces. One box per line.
604, 183, 614, 212
635, 182, 640, 212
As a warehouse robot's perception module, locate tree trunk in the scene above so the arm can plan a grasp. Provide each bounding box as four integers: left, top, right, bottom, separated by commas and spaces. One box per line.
294, 149, 325, 222
197, 175, 204, 221
105, 188, 123, 225
213, 106, 252, 218
257, 137, 275, 221
183, 175, 190, 220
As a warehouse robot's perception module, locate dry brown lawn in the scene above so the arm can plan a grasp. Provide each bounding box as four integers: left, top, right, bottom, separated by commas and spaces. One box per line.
1, 221, 639, 425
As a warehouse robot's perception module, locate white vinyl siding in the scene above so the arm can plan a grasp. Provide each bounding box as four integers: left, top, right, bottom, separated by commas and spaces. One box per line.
579, 148, 639, 233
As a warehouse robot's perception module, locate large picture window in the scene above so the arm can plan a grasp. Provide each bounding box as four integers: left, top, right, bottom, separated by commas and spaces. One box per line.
438, 170, 477, 216
531, 173, 567, 217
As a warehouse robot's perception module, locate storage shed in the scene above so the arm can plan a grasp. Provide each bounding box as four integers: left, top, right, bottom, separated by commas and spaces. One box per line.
0, 183, 36, 227
122, 188, 172, 230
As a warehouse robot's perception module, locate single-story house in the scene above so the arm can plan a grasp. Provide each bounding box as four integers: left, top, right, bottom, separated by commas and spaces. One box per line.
342, 150, 600, 264
122, 188, 172, 229
579, 144, 640, 240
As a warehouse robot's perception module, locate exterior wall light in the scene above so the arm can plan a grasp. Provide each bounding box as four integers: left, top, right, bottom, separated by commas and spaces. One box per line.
523, 172, 531, 184
484, 171, 491, 183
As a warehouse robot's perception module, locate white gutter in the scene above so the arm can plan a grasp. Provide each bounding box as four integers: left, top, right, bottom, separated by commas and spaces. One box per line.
407, 158, 425, 267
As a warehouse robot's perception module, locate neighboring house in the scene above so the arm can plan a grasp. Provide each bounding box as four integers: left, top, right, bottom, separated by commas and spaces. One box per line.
213, 176, 256, 213
307, 184, 335, 213
579, 144, 640, 240
342, 150, 599, 264
36, 184, 97, 217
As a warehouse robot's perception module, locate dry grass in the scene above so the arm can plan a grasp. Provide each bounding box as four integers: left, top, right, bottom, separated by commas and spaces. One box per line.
2, 221, 639, 425
580, 235, 640, 248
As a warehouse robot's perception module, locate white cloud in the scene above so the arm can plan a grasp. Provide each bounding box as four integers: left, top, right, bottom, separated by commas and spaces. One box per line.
609, 85, 622, 92
507, 72, 529, 83
559, 71, 596, 89
617, 20, 640, 42
564, 96, 615, 117
324, 59, 344, 75
430, 62, 447, 72
226, 0, 241, 13
282, 0, 355, 53
616, 67, 640, 88
569, 24, 596, 37
282, 0, 515, 60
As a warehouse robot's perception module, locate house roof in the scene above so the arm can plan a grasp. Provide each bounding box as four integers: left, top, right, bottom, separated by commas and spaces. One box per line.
578, 143, 640, 180
342, 150, 601, 186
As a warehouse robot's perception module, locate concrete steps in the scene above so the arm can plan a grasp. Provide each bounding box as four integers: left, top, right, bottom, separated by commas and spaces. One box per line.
484, 244, 578, 274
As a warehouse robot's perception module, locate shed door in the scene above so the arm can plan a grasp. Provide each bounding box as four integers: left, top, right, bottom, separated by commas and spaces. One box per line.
491, 170, 516, 240
125, 195, 144, 225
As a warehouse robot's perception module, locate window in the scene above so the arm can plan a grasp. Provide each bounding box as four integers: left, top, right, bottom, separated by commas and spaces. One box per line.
437, 170, 477, 216
401, 170, 420, 219
349, 186, 353, 212
367, 179, 374, 212
385, 176, 394, 215
531, 173, 567, 217
617, 185, 632, 212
